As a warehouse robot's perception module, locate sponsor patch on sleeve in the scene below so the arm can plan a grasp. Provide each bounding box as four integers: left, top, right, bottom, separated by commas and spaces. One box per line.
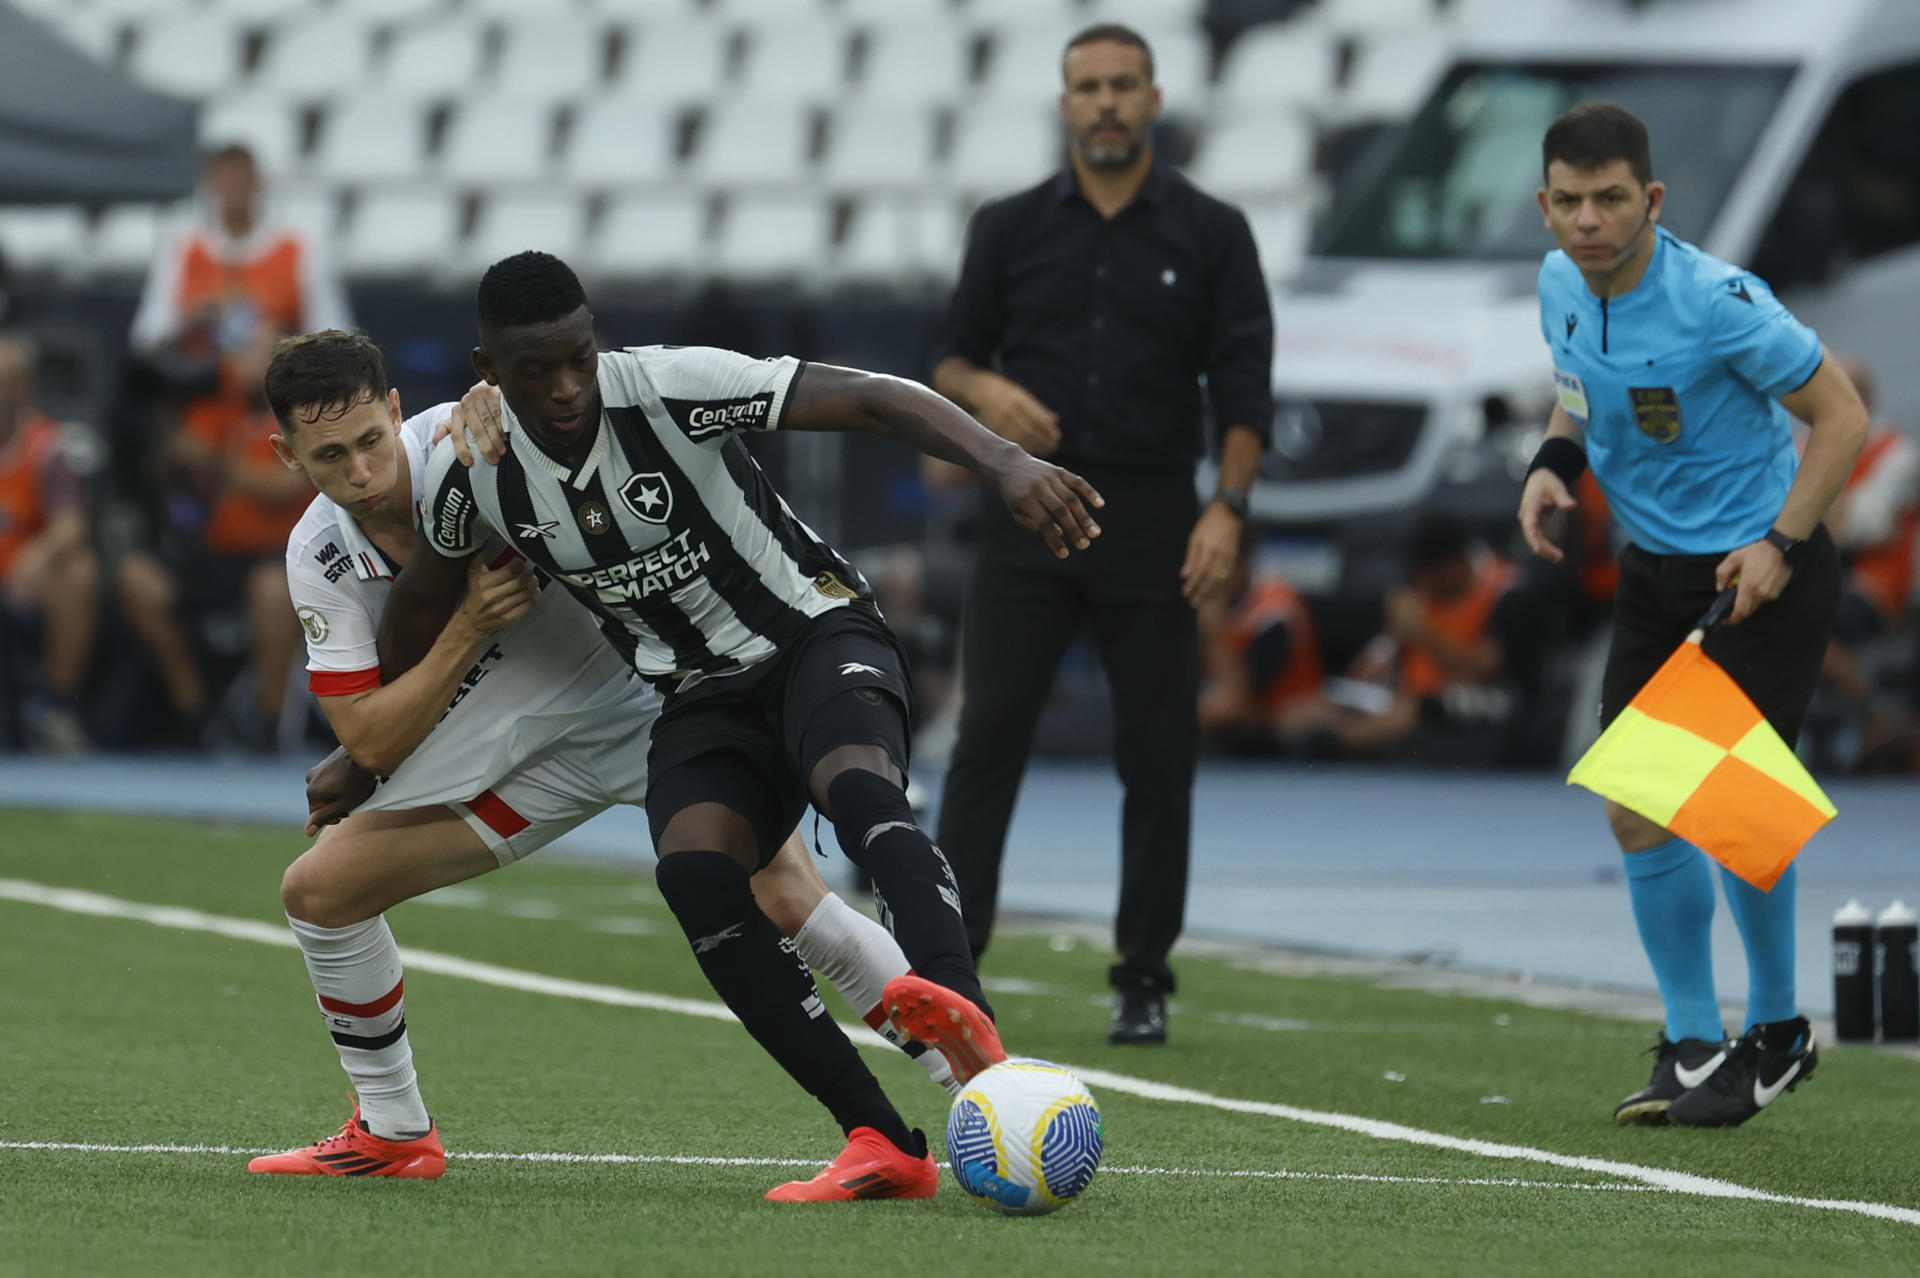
1553, 367, 1589, 424
661, 393, 777, 441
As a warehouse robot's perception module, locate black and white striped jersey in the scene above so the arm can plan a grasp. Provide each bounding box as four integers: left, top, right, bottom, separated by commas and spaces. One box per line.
420, 345, 871, 692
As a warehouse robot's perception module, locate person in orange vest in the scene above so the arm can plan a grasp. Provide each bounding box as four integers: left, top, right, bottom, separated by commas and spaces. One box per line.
0, 335, 100, 752
1822, 359, 1918, 694
1198, 526, 1324, 754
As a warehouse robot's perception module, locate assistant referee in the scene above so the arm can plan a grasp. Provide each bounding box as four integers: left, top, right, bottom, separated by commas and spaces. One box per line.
931, 23, 1274, 1046
1519, 103, 1868, 1128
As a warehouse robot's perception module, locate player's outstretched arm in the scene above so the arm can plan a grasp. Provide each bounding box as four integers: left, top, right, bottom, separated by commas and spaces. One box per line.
785, 363, 1105, 559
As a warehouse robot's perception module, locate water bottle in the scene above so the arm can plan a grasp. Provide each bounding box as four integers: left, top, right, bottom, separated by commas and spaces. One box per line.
1832, 899, 1877, 1042
1877, 900, 1919, 1043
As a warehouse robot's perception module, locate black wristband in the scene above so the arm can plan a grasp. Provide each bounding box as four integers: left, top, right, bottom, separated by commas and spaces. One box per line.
1527, 436, 1587, 487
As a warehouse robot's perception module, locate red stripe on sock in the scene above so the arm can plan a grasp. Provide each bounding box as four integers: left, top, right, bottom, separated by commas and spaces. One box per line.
318, 979, 404, 1018
466, 788, 531, 838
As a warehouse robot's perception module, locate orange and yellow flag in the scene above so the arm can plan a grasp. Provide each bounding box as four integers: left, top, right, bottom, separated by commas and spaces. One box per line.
1569, 640, 1835, 891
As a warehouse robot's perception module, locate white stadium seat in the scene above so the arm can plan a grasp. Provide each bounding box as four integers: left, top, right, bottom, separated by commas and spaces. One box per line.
1240, 198, 1315, 281
710, 0, 824, 21
1081, 0, 1206, 29
0, 207, 90, 272
92, 205, 167, 274
310, 97, 434, 184
124, 14, 244, 99
610, 20, 734, 105
1143, 28, 1213, 109
87, 0, 194, 19
207, 0, 316, 23
1318, 0, 1442, 35
965, 0, 1082, 28
253, 16, 378, 101
494, 23, 613, 103
198, 95, 306, 175
469, 0, 588, 18
820, 104, 939, 191
947, 103, 1061, 197
840, 0, 957, 24
593, 0, 701, 20
466, 192, 590, 271
268, 185, 343, 248
437, 99, 562, 185
30, 9, 121, 66
686, 99, 815, 189
835, 194, 966, 284
857, 25, 975, 105
591, 192, 710, 277
1214, 23, 1338, 112
378, 21, 488, 100
340, 189, 465, 275
712, 194, 834, 283
1332, 32, 1452, 124
565, 98, 680, 185
976, 26, 1078, 109
332, 0, 453, 24
734, 22, 854, 105
1185, 113, 1315, 201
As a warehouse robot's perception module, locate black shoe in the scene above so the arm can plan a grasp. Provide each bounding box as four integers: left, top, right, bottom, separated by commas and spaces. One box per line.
1668, 1017, 1817, 1129
1107, 989, 1167, 1045
1613, 1034, 1729, 1126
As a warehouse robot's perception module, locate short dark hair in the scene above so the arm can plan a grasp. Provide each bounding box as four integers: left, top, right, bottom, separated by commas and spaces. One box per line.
477, 251, 589, 334
1063, 23, 1154, 84
264, 330, 388, 433
1407, 512, 1471, 573
205, 143, 256, 169
1542, 102, 1652, 186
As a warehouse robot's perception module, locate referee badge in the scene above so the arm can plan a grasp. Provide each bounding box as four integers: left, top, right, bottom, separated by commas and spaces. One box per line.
1629, 386, 1682, 445
618, 471, 674, 525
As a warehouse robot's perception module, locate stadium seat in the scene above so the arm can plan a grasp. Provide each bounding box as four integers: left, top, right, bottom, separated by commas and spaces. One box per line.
469, 0, 588, 18
85, 0, 197, 19
835, 194, 966, 284
590, 192, 710, 277
1080, 0, 1206, 29
565, 97, 681, 185
332, 0, 453, 24
252, 16, 378, 102
686, 99, 815, 190
466, 192, 591, 272
593, 0, 701, 19
857, 25, 975, 105
840, 0, 957, 24
976, 26, 1079, 110
268, 185, 343, 248
1331, 32, 1452, 124
947, 103, 1062, 197
437, 99, 562, 185
378, 21, 489, 100
608, 20, 734, 104
965, 0, 1082, 27
1240, 198, 1315, 281
310, 97, 434, 184
493, 22, 613, 103
1213, 22, 1338, 113
0, 207, 91, 272
1185, 113, 1314, 200
33, 9, 121, 66
124, 14, 245, 99
91, 205, 166, 274
710, 0, 826, 21
339, 189, 465, 276
1139, 27, 1213, 109
712, 194, 834, 284
819, 104, 940, 192
197, 94, 305, 175
1318, 0, 1442, 35
206, 0, 315, 22
734, 22, 855, 105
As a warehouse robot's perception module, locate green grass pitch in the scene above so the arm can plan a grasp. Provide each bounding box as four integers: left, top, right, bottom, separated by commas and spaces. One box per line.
3, 807, 1918, 1277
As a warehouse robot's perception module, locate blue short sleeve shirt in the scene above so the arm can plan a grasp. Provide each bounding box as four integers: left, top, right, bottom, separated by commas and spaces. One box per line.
1537, 229, 1824, 555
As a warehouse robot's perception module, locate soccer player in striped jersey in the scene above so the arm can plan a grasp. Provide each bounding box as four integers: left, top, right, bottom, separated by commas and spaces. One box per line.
246, 331, 951, 1180
382, 252, 1103, 1201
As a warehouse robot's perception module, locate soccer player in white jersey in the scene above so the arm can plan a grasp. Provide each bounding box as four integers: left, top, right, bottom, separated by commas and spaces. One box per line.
247, 331, 949, 1179
383, 252, 1103, 1201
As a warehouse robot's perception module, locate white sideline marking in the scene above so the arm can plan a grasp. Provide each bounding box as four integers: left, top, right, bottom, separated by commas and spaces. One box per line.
0, 1141, 1658, 1194
5, 877, 1917, 1228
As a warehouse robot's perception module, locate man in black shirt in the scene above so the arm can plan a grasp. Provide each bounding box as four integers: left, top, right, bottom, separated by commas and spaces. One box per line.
932, 23, 1275, 1045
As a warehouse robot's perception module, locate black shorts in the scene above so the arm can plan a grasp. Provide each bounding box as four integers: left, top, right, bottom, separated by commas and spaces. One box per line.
645, 604, 914, 863
1600, 526, 1841, 746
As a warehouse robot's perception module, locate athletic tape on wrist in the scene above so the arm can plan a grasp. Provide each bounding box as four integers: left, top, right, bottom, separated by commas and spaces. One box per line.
1527, 436, 1587, 487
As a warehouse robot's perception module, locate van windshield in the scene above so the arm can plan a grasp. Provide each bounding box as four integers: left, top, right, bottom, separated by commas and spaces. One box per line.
1321, 62, 1794, 261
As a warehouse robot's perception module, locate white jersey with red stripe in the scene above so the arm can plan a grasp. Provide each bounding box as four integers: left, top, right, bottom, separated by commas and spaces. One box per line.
284, 403, 654, 814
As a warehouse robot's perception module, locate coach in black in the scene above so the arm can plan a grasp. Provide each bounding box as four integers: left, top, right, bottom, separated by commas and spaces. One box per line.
932, 23, 1274, 1045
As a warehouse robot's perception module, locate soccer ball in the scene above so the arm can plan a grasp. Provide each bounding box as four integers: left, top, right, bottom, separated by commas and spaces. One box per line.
945, 1058, 1104, 1215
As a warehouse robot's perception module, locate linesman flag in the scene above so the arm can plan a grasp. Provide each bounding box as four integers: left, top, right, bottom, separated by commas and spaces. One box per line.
1569, 589, 1835, 891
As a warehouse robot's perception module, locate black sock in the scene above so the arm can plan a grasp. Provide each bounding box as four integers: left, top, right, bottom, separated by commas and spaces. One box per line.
826, 769, 993, 1020
654, 850, 914, 1151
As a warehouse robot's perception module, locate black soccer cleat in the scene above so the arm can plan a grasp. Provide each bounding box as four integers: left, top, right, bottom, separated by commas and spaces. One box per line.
1613, 1034, 1729, 1126
1107, 988, 1167, 1046
1668, 1016, 1817, 1128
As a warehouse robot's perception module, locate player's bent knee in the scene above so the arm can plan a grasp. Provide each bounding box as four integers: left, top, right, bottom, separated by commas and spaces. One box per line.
280, 846, 376, 929
809, 748, 902, 817
750, 847, 827, 937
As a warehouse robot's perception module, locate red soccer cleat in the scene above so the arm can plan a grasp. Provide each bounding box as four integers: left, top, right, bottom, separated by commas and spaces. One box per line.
881, 974, 1008, 1087
764, 1126, 938, 1202
247, 1106, 446, 1178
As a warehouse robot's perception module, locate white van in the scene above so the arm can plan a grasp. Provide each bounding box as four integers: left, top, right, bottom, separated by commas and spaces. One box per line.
1249, 0, 1920, 578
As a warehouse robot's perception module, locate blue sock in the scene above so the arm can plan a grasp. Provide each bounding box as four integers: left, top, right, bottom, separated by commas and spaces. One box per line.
1622, 839, 1723, 1043
1718, 862, 1798, 1029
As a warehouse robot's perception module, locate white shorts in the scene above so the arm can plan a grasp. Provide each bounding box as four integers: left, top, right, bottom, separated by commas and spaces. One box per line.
452, 702, 652, 866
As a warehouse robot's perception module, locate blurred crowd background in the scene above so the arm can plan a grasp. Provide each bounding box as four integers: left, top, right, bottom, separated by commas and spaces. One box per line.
3, 0, 1918, 779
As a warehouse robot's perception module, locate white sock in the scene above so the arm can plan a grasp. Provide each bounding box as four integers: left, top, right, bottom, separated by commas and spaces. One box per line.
792, 892, 959, 1095
286, 914, 432, 1139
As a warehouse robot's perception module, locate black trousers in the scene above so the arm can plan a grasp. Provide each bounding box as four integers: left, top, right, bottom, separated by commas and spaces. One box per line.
935, 466, 1199, 994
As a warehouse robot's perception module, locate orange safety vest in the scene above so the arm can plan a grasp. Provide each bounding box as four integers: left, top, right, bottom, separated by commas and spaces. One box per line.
189, 397, 307, 557
1400, 552, 1514, 699
169, 228, 309, 357
1223, 577, 1324, 715
1844, 428, 1919, 619
0, 412, 66, 579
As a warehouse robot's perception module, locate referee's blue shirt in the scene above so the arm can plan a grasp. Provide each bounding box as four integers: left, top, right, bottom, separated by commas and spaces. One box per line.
1538, 227, 1825, 555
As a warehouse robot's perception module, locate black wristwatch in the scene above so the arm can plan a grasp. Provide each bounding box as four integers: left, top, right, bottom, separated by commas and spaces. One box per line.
1213, 487, 1250, 520
1764, 527, 1810, 568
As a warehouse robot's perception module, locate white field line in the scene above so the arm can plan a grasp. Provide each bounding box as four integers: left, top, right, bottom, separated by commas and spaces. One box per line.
0, 1140, 1657, 1194
5, 877, 1917, 1228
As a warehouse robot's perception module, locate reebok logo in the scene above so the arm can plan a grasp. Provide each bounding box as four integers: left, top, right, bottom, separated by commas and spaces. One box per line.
1673, 1050, 1726, 1091
840, 662, 883, 678
514, 519, 558, 540
692, 922, 745, 954
663, 393, 775, 440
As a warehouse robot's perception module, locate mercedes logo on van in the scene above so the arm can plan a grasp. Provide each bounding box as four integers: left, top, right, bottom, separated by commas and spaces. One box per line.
1271, 400, 1324, 462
